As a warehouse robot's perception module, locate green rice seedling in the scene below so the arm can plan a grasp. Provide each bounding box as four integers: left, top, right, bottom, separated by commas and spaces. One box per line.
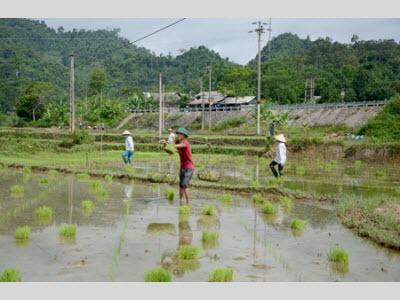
295, 165, 306, 176
201, 205, 215, 216
197, 170, 221, 182
104, 174, 113, 183
39, 177, 49, 185
252, 193, 265, 205
176, 245, 200, 260
281, 196, 292, 212
250, 180, 261, 188
76, 172, 90, 181
89, 180, 108, 198
58, 224, 77, 239
262, 202, 275, 215
164, 144, 176, 155
375, 170, 386, 178
15, 226, 31, 241
354, 160, 362, 169
269, 177, 281, 186
327, 247, 349, 265
291, 218, 308, 231
48, 170, 59, 178
0, 268, 21, 282
10, 184, 24, 197
209, 267, 234, 282
35, 206, 52, 219
197, 216, 220, 231
164, 187, 175, 201
201, 231, 219, 249
82, 200, 94, 211
244, 169, 252, 177
144, 267, 172, 282
219, 193, 233, 203
179, 205, 190, 215
22, 167, 31, 180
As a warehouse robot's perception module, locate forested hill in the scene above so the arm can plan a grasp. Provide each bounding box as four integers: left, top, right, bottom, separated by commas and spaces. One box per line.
1, 18, 400, 114
0, 18, 231, 111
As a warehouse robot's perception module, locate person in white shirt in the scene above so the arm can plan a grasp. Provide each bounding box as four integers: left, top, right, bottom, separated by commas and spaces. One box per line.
167, 128, 176, 144
269, 134, 287, 178
122, 130, 134, 164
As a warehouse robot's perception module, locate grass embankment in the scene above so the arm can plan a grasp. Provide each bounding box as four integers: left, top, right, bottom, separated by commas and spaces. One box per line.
337, 194, 400, 249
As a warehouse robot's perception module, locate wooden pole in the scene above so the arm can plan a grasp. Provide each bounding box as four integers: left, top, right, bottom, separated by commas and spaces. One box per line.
69, 54, 75, 132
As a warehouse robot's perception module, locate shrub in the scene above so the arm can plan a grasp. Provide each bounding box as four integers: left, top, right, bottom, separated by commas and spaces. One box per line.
10, 185, 24, 197
179, 205, 190, 215
164, 187, 175, 201
252, 193, 265, 204
15, 226, 31, 241
327, 247, 349, 265
213, 116, 246, 132
219, 193, 233, 203
201, 205, 215, 216
144, 267, 172, 282
35, 206, 52, 219
59, 224, 77, 238
209, 267, 233, 282
0, 268, 21, 282
177, 245, 200, 260
281, 196, 292, 212
291, 218, 307, 230
262, 202, 275, 215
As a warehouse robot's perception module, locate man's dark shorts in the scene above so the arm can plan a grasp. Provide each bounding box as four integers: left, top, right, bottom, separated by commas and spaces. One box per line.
179, 168, 194, 188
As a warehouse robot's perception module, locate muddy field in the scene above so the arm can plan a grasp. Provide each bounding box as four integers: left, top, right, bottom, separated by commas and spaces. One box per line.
0, 167, 399, 281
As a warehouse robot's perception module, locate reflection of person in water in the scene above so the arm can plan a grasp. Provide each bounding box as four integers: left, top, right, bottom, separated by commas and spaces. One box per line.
124, 184, 133, 199
178, 215, 193, 246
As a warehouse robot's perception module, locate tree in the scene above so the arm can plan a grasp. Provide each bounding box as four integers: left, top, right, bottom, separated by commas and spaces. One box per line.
16, 82, 53, 121
88, 67, 107, 99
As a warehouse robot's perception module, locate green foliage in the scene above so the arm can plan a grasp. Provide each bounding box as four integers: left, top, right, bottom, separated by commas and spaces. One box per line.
201, 231, 219, 243
375, 170, 386, 178
252, 193, 265, 204
359, 96, 400, 142
201, 205, 215, 216
354, 160, 362, 169
89, 180, 108, 198
35, 206, 52, 219
39, 177, 49, 184
262, 202, 276, 215
327, 247, 349, 265
179, 205, 190, 215
59, 130, 94, 148
219, 193, 233, 203
15, 226, 31, 241
164, 187, 175, 201
291, 218, 308, 230
58, 224, 77, 238
10, 185, 24, 197
295, 165, 306, 176
48, 169, 59, 177
88, 67, 107, 98
281, 196, 293, 212
209, 267, 234, 282
213, 116, 247, 132
176, 245, 200, 260
76, 173, 90, 181
0, 268, 21, 282
104, 174, 113, 183
81, 200, 94, 211
144, 267, 172, 282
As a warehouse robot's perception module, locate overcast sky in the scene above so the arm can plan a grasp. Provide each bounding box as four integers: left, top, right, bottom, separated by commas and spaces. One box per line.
43, 18, 400, 65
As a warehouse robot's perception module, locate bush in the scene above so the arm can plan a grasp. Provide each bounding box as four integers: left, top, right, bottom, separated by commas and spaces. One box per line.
176, 245, 200, 260
0, 268, 21, 282
209, 267, 233, 282
144, 267, 172, 282
213, 116, 247, 132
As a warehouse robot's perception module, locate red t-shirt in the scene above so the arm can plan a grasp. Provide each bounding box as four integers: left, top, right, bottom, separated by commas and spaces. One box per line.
176, 139, 195, 169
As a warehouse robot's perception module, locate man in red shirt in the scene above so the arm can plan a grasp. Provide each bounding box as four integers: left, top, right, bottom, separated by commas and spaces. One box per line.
161, 127, 194, 204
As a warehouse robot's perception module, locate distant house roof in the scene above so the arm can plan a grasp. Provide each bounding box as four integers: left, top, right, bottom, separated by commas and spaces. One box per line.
223, 96, 256, 105
188, 91, 225, 106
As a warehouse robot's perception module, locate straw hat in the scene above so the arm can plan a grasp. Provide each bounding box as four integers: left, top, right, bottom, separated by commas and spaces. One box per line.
274, 134, 286, 143
122, 130, 132, 136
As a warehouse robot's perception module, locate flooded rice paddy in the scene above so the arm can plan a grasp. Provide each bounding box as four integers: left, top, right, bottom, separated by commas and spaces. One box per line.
0, 168, 399, 281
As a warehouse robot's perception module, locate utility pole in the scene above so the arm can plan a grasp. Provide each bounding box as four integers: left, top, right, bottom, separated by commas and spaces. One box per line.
208, 65, 212, 130
69, 53, 75, 132
159, 73, 162, 138
249, 21, 267, 135
200, 78, 205, 130
267, 18, 272, 54
162, 84, 165, 131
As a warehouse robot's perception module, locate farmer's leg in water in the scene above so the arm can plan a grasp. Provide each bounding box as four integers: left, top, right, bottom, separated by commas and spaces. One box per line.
179, 168, 193, 204
269, 160, 280, 178
278, 163, 284, 176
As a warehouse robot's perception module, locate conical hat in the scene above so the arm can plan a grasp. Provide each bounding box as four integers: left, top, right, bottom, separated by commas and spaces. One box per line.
274, 134, 286, 143
122, 130, 132, 135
